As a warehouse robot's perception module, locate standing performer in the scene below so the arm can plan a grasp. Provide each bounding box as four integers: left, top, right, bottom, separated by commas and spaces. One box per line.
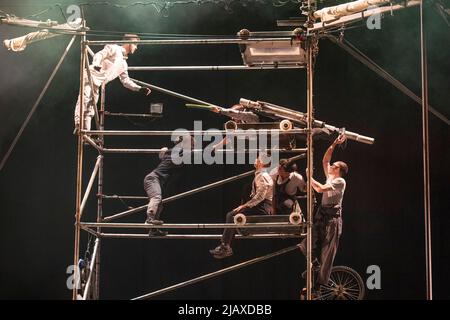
144, 136, 192, 236
298, 134, 348, 288
270, 159, 306, 215
209, 153, 273, 259
74, 34, 151, 131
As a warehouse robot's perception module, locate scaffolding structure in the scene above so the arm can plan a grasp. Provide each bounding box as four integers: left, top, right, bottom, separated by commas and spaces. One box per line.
0, 0, 436, 300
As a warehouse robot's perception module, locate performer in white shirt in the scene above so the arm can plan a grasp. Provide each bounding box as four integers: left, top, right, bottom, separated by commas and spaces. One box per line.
74, 34, 151, 131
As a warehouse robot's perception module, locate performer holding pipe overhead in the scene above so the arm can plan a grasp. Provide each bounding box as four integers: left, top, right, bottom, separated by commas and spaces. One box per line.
209, 153, 273, 259
270, 159, 306, 215
298, 134, 348, 289
144, 135, 193, 237
74, 34, 151, 131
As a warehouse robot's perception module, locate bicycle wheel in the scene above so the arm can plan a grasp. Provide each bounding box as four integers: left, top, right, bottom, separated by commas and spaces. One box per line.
317, 265, 365, 300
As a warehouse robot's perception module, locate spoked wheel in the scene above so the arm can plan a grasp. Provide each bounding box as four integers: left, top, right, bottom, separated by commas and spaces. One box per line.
317, 266, 365, 300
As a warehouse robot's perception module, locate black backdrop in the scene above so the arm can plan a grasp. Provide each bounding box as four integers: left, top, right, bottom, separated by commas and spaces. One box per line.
0, 0, 449, 299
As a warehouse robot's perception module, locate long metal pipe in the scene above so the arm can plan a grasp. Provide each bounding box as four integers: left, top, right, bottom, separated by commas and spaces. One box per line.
85, 129, 307, 136
73, 17, 87, 301
0, 35, 76, 172
102, 153, 306, 222
420, 0, 432, 300
240, 98, 374, 144
99, 233, 303, 239
82, 238, 99, 300
86, 37, 296, 46
308, 0, 421, 33
128, 65, 304, 71
95, 84, 106, 300
100, 148, 307, 154
82, 222, 301, 229
305, 34, 314, 301
80, 156, 101, 217
132, 245, 301, 300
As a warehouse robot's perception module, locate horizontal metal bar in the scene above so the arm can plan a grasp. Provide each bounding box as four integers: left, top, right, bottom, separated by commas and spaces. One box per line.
128, 65, 304, 71
104, 112, 162, 118
84, 129, 307, 136
99, 233, 303, 239
85, 38, 297, 46
101, 153, 306, 222
102, 195, 148, 200
132, 244, 301, 300
81, 222, 303, 229
100, 148, 307, 154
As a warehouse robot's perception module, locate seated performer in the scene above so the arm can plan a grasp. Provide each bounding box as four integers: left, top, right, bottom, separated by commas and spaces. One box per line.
298, 134, 348, 289
144, 135, 192, 236
270, 159, 306, 215
209, 153, 273, 259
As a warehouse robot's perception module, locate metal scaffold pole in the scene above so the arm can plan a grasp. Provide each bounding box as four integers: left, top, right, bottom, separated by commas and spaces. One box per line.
305, 8, 315, 300
73, 16, 87, 300
420, 0, 432, 300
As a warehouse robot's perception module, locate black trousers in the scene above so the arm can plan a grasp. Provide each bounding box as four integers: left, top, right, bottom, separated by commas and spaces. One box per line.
222, 200, 272, 246
301, 206, 342, 286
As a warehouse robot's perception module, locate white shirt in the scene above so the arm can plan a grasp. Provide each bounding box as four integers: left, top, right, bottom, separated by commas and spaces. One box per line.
90, 44, 141, 91
245, 169, 273, 208
269, 168, 306, 195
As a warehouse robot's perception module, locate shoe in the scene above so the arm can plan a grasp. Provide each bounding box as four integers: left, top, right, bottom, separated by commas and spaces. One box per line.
209, 244, 233, 259
148, 228, 168, 237
145, 218, 164, 225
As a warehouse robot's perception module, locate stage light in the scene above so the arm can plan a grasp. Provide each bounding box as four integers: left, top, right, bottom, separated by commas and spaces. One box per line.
150, 103, 163, 114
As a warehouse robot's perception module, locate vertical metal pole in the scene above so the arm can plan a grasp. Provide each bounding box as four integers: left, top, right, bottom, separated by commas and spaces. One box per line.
73, 16, 87, 300
94, 84, 106, 300
420, 0, 432, 300
305, 37, 314, 300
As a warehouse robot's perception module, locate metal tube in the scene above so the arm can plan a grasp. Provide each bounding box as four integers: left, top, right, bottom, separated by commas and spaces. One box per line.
128, 65, 304, 71
240, 98, 374, 144
95, 84, 106, 300
0, 35, 76, 172
308, 0, 421, 33
100, 233, 303, 239
81, 222, 302, 229
420, 0, 432, 300
86, 37, 296, 46
101, 148, 307, 154
305, 34, 314, 301
80, 156, 101, 217
83, 135, 102, 153
102, 153, 306, 222
132, 245, 301, 300
73, 17, 87, 300
82, 238, 99, 300
85, 129, 307, 136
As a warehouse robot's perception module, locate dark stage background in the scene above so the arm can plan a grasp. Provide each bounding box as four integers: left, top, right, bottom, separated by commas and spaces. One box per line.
0, 0, 449, 299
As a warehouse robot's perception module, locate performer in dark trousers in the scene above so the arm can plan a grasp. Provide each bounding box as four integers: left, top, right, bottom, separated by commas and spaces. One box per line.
144, 136, 192, 236
209, 153, 273, 259
299, 134, 348, 288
